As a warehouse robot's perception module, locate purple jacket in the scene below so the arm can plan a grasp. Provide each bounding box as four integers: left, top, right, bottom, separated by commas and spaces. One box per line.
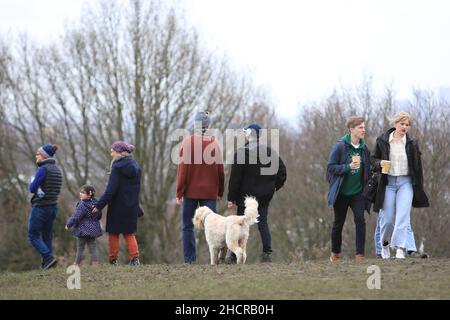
66, 199, 102, 238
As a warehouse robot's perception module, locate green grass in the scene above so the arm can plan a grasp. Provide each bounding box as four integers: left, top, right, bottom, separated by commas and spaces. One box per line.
1, 258, 449, 299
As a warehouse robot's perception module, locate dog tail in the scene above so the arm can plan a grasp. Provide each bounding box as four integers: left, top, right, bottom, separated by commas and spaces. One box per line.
243, 196, 259, 226
193, 206, 210, 230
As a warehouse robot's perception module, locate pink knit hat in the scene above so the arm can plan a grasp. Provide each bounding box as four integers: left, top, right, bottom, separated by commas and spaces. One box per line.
111, 141, 135, 153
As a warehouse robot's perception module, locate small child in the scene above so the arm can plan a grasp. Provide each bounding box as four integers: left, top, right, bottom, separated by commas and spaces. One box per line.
66, 185, 102, 266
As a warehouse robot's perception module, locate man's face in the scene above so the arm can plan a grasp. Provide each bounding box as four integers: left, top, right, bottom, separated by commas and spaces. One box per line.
35, 153, 45, 164
350, 122, 366, 140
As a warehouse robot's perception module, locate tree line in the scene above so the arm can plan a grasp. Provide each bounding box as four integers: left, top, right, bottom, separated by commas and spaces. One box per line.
1, 0, 449, 270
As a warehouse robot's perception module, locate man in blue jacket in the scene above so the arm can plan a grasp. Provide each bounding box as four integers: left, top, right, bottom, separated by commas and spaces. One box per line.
327, 117, 370, 262
28, 144, 63, 269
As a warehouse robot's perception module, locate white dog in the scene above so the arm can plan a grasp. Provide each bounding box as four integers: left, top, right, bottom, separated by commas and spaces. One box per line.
193, 197, 259, 265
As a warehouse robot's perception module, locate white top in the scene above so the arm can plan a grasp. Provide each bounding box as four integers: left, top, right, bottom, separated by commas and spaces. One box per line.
388, 132, 409, 176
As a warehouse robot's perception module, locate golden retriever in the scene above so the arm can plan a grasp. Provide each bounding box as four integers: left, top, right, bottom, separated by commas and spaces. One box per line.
193, 197, 259, 264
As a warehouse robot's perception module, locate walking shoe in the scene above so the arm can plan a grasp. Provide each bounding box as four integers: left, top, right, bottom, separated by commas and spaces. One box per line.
395, 248, 405, 259
355, 254, 365, 262
329, 252, 340, 262
381, 245, 390, 259
376, 254, 382, 259
42, 256, 58, 270
109, 259, 119, 266
91, 261, 99, 267
129, 257, 140, 266
261, 252, 272, 263
407, 251, 429, 259
225, 253, 237, 264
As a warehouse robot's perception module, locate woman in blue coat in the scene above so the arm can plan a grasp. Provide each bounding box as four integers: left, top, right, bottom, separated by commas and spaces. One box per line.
93, 141, 142, 266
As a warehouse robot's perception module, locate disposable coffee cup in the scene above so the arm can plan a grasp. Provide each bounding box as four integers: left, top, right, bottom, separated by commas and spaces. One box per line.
352, 155, 361, 165
382, 161, 391, 174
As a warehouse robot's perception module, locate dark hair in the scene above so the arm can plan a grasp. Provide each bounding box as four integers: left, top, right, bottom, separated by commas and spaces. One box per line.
80, 185, 96, 199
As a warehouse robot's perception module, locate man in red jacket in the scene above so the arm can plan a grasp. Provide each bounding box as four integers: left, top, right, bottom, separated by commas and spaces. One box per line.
176, 111, 224, 263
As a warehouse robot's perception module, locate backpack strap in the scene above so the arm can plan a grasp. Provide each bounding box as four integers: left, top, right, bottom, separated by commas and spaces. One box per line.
337, 140, 347, 163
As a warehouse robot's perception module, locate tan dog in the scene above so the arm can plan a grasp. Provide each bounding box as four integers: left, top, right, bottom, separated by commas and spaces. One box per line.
193, 197, 259, 264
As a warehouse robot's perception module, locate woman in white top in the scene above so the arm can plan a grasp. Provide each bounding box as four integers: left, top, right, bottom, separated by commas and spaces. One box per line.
371, 111, 429, 259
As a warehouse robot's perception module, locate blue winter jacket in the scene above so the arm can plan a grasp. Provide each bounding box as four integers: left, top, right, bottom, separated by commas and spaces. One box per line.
66, 199, 102, 238
95, 156, 141, 234
326, 138, 371, 211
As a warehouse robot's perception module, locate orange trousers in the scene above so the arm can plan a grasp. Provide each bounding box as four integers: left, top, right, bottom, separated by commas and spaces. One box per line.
108, 233, 139, 262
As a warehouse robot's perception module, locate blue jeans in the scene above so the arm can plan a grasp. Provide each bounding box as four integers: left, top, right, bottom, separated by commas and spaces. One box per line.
375, 214, 382, 255
375, 212, 416, 255
28, 206, 58, 261
182, 198, 216, 263
379, 176, 413, 249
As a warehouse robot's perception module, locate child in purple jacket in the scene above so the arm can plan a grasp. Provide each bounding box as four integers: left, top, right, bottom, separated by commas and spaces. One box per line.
66, 185, 102, 266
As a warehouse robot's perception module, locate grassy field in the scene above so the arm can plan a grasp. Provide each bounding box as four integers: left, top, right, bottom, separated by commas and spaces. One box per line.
1, 258, 449, 300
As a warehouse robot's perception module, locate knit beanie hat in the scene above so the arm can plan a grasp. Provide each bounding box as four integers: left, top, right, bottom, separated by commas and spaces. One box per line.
111, 141, 135, 153
243, 124, 262, 139
194, 111, 211, 128
37, 144, 59, 159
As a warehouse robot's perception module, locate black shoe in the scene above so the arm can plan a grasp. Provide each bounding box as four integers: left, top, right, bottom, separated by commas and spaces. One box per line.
225, 253, 237, 264
376, 254, 382, 259
42, 257, 58, 270
129, 257, 140, 266
110, 259, 119, 266
261, 252, 272, 263
407, 251, 429, 259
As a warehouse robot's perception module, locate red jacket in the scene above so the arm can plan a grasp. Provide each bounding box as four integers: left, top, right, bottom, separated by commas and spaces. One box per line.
176, 135, 224, 200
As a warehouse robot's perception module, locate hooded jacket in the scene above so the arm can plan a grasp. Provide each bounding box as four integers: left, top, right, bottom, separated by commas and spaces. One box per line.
227, 140, 287, 206
326, 134, 371, 212
66, 199, 102, 238
95, 156, 141, 234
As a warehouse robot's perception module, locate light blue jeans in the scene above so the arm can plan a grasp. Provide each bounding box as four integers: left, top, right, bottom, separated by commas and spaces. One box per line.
375, 213, 416, 254
379, 175, 414, 249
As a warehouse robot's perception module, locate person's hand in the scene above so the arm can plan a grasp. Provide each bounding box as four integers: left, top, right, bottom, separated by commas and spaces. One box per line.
92, 207, 98, 214
176, 197, 183, 205
227, 201, 235, 208
349, 161, 360, 170
217, 196, 222, 201
380, 160, 388, 167
64, 225, 69, 231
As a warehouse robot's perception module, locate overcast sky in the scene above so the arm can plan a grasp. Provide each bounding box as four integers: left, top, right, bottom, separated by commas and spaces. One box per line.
1, 0, 450, 119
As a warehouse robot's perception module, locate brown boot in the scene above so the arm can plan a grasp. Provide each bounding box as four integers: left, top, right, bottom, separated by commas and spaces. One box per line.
355, 254, 365, 262
329, 252, 340, 262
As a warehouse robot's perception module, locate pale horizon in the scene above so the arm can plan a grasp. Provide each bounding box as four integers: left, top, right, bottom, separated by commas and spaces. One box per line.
1, 0, 450, 120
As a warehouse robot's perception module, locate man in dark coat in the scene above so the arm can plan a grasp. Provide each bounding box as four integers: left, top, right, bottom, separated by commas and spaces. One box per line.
227, 124, 287, 262
93, 141, 141, 266
28, 144, 63, 270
